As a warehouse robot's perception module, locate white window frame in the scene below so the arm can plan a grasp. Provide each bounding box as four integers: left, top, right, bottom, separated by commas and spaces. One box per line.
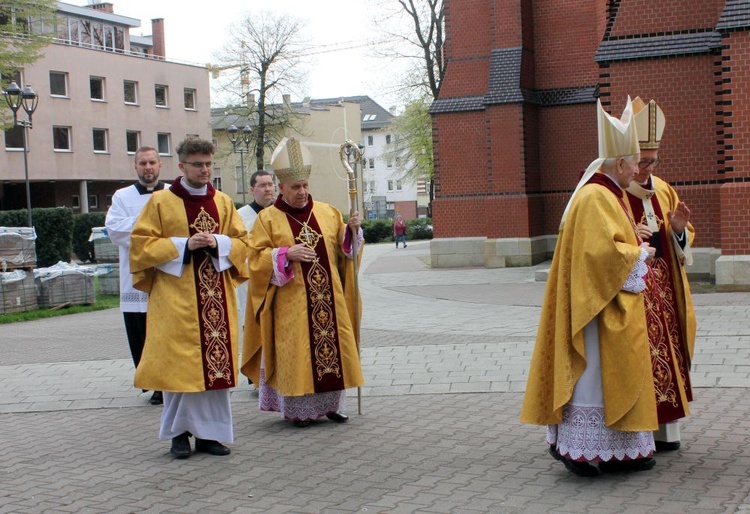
387, 180, 394, 192
124, 80, 138, 105
367, 135, 374, 146
184, 88, 196, 110
53, 126, 72, 152
155, 84, 169, 108
396, 180, 402, 191
90, 76, 105, 101
92, 128, 108, 153
125, 130, 140, 154
49, 71, 69, 97
157, 132, 171, 155
88, 194, 99, 209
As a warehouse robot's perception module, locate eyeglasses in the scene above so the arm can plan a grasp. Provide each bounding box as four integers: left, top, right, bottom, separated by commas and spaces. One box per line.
181, 161, 213, 169
638, 158, 660, 169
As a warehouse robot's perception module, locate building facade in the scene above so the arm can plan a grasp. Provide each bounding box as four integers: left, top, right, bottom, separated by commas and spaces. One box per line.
212, 95, 425, 220
430, 0, 750, 288
1, 2, 211, 215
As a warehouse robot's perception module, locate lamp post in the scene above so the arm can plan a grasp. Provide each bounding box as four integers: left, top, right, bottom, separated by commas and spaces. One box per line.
3, 81, 38, 228
226, 124, 252, 205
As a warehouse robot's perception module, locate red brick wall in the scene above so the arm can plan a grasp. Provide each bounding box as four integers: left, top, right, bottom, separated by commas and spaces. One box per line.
609, 0, 724, 37
720, 183, 750, 254
532, 0, 607, 89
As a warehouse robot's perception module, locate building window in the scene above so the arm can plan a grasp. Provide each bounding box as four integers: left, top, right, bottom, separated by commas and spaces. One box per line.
367, 135, 373, 146
157, 133, 171, 155
385, 134, 391, 144
105, 194, 113, 207
235, 166, 247, 194
387, 159, 393, 168
4, 126, 24, 149
88, 194, 99, 209
184, 88, 196, 110
368, 158, 374, 169
155, 84, 168, 107
49, 71, 68, 97
72, 195, 80, 209
90, 76, 105, 101
396, 180, 402, 191
387, 180, 394, 192
369, 180, 375, 192
53, 126, 71, 151
92, 128, 108, 153
126, 131, 140, 153
212, 177, 222, 191
124, 80, 138, 104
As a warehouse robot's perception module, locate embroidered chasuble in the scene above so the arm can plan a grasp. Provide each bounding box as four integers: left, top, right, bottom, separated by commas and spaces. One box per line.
521, 172, 658, 432
625, 175, 697, 423
130, 177, 250, 393
242, 195, 364, 397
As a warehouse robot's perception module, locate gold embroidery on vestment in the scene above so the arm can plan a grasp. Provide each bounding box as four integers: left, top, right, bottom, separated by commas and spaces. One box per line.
198, 247, 232, 386
191, 207, 220, 234
306, 259, 341, 380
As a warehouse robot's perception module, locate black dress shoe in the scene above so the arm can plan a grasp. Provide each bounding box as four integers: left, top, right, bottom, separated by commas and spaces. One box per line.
655, 440, 681, 452
548, 445, 599, 477
326, 412, 349, 423
194, 438, 231, 456
599, 457, 656, 473
293, 420, 311, 428
149, 391, 163, 405
170, 432, 191, 459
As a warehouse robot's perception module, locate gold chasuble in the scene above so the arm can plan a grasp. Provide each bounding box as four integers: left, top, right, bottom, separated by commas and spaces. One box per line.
241, 195, 364, 397
521, 173, 658, 432
625, 175, 697, 423
130, 178, 250, 393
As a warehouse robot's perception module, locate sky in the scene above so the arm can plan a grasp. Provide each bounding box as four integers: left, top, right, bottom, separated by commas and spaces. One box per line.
71, 0, 412, 111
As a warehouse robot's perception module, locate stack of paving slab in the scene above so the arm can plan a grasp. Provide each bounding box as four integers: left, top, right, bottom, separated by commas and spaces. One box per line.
0, 227, 39, 314
0, 269, 38, 314
90, 227, 119, 295
34, 262, 95, 308
0, 227, 37, 271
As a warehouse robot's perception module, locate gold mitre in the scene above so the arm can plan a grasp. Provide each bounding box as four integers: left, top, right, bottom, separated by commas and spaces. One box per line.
632, 96, 666, 150
270, 137, 312, 183
597, 96, 639, 158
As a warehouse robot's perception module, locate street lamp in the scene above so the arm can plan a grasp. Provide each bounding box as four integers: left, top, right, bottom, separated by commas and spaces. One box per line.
226, 124, 252, 205
3, 81, 38, 228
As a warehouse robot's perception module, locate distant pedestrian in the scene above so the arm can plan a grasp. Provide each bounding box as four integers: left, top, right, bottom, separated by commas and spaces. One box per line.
393, 214, 407, 248
105, 146, 165, 406
129, 137, 250, 459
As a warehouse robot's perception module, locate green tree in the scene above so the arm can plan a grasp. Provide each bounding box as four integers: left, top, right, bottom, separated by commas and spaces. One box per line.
382, 96, 434, 210
0, 1, 56, 102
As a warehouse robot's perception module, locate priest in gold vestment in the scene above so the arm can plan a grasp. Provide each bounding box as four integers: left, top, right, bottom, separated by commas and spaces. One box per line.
130, 138, 250, 458
626, 97, 697, 452
242, 137, 364, 428
521, 98, 659, 476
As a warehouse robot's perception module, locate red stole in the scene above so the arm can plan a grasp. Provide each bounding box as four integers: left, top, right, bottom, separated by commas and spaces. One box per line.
625, 183, 693, 422
170, 177, 235, 390
274, 195, 346, 393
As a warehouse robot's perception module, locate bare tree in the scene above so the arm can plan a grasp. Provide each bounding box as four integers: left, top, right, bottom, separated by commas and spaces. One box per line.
374, 0, 445, 101
212, 11, 308, 170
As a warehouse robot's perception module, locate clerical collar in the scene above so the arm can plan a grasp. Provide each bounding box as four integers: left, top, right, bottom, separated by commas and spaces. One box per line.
134, 182, 164, 195
169, 176, 215, 202
182, 181, 207, 196
250, 201, 265, 214
626, 180, 656, 200
274, 194, 314, 215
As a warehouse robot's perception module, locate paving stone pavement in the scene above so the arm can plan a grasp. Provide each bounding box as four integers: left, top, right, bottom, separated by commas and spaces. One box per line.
1, 240, 749, 513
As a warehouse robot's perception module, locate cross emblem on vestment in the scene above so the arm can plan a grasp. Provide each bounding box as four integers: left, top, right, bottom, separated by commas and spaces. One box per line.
296, 222, 321, 250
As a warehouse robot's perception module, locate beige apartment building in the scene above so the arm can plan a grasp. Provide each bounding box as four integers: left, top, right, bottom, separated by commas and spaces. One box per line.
212, 97, 363, 215
1, 2, 211, 214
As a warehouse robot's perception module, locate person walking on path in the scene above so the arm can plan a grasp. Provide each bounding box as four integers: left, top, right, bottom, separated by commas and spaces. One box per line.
393, 214, 407, 248
241, 137, 364, 428
130, 137, 250, 459
625, 97, 697, 452
521, 97, 659, 477
105, 146, 166, 406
